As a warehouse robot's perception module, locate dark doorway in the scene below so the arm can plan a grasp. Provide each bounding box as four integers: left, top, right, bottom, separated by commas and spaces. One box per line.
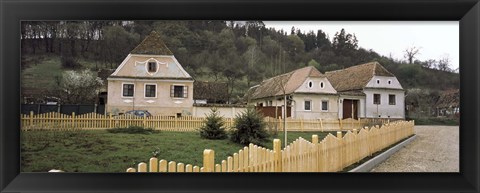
256, 106, 291, 118
343, 99, 358, 119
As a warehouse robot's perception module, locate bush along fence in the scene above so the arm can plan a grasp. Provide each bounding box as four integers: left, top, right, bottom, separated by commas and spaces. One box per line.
126, 121, 414, 172
20, 111, 386, 131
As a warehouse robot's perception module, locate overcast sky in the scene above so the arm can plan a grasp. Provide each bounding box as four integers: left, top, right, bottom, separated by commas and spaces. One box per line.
263, 21, 459, 70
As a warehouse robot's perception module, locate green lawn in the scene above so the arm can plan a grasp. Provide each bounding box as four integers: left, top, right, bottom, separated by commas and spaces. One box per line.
408, 117, 459, 126
21, 130, 339, 172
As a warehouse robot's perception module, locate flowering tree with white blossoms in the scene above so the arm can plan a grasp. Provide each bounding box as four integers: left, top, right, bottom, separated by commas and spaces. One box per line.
57, 69, 103, 104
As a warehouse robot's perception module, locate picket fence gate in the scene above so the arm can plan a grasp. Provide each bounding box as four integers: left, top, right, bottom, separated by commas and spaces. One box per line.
126, 120, 414, 172
21, 111, 384, 131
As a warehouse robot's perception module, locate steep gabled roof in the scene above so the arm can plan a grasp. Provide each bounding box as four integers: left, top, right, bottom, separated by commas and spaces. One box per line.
130, 31, 174, 55
246, 66, 325, 100
325, 62, 394, 92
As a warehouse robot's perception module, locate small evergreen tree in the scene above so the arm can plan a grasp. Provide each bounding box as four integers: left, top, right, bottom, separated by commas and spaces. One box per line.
199, 108, 227, 139
230, 107, 269, 145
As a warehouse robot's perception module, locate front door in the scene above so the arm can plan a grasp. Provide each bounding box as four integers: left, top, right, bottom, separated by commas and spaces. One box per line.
343, 99, 358, 119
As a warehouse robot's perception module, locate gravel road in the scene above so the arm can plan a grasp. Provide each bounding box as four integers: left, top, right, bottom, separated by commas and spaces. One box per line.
370, 125, 459, 172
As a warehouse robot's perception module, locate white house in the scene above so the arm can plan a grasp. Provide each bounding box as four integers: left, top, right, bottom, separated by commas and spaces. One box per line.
246, 62, 405, 120
245, 66, 339, 119
325, 62, 405, 119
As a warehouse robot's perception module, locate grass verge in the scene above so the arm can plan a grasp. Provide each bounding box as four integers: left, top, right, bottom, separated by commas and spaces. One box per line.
21, 130, 339, 172
407, 117, 458, 126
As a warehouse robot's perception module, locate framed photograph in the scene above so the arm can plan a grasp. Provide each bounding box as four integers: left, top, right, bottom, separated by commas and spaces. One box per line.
1, 0, 479, 192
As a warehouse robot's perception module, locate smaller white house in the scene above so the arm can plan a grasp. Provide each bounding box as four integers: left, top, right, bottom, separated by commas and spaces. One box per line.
325, 62, 405, 119
245, 66, 339, 119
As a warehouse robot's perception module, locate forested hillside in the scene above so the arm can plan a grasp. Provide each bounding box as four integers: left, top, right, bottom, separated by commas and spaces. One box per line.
21, 21, 459, 103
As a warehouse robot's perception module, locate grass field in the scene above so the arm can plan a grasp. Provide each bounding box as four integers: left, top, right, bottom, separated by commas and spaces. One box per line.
21, 130, 339, 172
408, 117, 459, 126
21, 55, 64, 95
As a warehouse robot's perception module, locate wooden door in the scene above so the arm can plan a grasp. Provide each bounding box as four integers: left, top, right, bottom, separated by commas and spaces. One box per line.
343, 99, 358, 119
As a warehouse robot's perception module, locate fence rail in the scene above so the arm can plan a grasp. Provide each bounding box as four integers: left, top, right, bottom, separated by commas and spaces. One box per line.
126, 121, 414, 172
21, 111, 386, 131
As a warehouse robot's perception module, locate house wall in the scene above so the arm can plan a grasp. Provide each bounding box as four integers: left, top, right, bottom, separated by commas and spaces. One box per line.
106, 79, 194, 116
112, 54, 191, 78
291, 94, 339, 120
365, 75, 403, 89
363, 89, 405, 119
363, 76, 405, 119
191, 106, 247, 118
295, 77, 337, 94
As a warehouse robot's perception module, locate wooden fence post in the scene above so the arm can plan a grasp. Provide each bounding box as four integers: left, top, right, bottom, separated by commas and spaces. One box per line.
138, 162, 147, 172
203, 149, 215, 172
339, 119, 343, 131
29, 111, 34, 127
71, 112, 76, 128
109, 113, 113, 128
278, 116, 283, 131
168, 161, 176, 172
126, 168, 136, 172
273, 139, 282, 172
159, 160, 167, 172
320, 119, 324, 132
149, 158, 158, 172
312, 135, 318, 144
174, 116, 178, 130
300, 118, 304, 131
143, 114, 147, 127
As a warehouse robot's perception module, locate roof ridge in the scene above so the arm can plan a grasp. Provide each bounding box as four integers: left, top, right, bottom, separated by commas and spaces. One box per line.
130, 31, 174, 55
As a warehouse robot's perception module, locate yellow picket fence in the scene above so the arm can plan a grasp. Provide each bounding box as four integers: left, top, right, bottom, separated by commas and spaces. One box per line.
20, 111, 233, 131
21, 111, 384, 131
126, 120, 414, 172
265, 117, 387, 131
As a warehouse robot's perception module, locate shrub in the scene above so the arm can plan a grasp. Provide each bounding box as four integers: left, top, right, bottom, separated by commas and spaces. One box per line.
107, 126, 156, 134
198, 108, 227, 139
230, 107, 269, 145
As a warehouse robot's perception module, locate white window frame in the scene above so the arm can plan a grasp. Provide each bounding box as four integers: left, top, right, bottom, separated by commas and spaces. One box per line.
320, 81, 325, 89
307, 80, 313, 88
121, 82, 135, 98
376, 79, 381, 84
387, 79, 392, 85
321, 100, 329, 112
304, 100, 312, 111
144, 83, 157, 98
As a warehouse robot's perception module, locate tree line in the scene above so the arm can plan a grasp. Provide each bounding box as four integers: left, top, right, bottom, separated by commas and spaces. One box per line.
21, 21, 459, 103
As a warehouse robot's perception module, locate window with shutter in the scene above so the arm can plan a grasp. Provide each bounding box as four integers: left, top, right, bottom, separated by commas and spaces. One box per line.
172, 85, 186, 98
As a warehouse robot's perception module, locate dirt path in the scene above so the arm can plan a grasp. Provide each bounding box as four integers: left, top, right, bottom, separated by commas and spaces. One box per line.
370, 125, 459, 172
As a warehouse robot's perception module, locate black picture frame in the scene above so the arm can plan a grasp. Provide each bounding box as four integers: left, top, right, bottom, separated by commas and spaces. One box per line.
1, 0, 479, 192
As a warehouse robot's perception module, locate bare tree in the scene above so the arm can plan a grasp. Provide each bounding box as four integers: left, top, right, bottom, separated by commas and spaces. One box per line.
404, 46, 421, 64
270, 73, 290, 147
437, 54, 452, 72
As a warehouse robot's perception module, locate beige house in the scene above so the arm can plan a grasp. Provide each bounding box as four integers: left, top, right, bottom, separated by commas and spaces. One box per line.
107, 31, 194, 116
245, 66, 339, 119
